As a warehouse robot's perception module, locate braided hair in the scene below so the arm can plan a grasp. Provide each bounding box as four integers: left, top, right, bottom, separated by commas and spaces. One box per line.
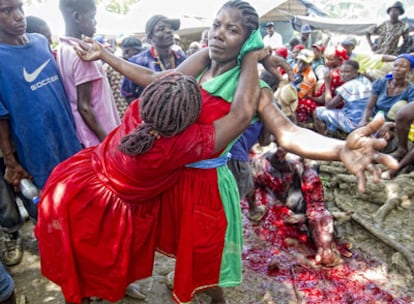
119, 73, 202, 155
220, 0, 259, 37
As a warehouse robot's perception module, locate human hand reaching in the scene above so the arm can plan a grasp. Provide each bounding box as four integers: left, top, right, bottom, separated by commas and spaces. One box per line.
339, 113, 399, 192
74, 36, 105, 62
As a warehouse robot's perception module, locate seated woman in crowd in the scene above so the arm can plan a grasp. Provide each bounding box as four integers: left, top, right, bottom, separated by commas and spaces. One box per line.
359, 54, 414, 151
313, 60, 372, 136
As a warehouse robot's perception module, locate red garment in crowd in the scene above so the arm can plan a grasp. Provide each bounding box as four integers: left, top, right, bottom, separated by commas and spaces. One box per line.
296, 97, 319, 123
35, 99, 215, 303
293, 65, 317, 123
156, 88, 237, 303
314, 67, 344, 99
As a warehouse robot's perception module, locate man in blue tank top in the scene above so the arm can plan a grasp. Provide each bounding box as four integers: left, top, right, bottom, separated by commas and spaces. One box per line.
0, 0, 82, 267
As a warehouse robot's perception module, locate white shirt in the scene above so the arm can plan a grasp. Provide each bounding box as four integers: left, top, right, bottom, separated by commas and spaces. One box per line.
263, 32, 283, 49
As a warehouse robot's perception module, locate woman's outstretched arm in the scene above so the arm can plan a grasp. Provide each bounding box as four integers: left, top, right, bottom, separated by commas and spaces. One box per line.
74, 37, 211, 87
257, 89, 398, 192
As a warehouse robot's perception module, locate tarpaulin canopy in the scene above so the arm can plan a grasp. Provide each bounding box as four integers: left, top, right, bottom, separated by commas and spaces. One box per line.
289, 14, 414, 35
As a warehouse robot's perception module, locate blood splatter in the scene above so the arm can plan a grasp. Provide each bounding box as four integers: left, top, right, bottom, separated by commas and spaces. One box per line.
241, 195, 412, 303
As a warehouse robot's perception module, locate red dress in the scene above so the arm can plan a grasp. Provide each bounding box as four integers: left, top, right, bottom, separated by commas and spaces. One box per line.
156, 88, 242, 303
314, 67, 344, 99
34, 99, 215, 303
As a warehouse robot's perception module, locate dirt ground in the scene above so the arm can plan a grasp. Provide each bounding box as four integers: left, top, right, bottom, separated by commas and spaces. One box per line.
5, 161, 414, 304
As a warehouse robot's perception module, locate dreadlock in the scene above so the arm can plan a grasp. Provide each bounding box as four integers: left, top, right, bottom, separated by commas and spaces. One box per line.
221, 0, 259, 37
119, 73, 202, 155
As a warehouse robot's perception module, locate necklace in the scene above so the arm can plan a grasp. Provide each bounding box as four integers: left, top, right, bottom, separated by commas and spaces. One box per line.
151, 47, 176, 71
160, 55, 175, 70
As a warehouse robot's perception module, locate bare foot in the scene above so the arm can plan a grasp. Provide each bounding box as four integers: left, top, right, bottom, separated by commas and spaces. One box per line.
390, 148, 407, 161
248, 205, 267, 222
315, 246, 343, 267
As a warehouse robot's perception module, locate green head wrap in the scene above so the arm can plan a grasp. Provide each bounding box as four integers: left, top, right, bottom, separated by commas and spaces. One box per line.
201, 29, 269, 102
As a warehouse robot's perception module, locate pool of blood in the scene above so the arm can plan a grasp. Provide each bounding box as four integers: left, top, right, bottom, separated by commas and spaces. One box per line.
241, 190, 412, 303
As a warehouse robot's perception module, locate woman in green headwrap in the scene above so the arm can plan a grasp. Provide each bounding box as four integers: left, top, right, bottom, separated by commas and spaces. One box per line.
156, 2, 266, 303
74, 1, 398, 303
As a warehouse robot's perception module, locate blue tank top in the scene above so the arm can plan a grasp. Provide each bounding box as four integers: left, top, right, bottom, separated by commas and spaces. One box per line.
229, 120, 264, 161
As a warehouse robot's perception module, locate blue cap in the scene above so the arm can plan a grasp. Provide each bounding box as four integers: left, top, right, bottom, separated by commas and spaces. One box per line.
396, 54, 414, 69
300, 24, 312, 34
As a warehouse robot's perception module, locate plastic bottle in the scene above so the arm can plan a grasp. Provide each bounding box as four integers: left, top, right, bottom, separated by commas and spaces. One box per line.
19, 178, 40, 204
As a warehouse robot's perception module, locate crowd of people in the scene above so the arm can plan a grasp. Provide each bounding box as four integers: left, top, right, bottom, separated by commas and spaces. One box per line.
0, 0, 412, 303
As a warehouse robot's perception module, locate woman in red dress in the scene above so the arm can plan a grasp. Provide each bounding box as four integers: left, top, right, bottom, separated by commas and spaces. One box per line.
35, 50, 262, 303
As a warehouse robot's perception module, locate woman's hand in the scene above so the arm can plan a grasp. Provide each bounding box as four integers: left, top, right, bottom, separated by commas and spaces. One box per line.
261, 53, 293, 82
254, 46, 272, 62
74, 36, 105, 62
339, 114, 399, 192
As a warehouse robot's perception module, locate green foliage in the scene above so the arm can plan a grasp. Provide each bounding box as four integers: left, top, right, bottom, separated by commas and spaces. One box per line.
97, 0, 142, 14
